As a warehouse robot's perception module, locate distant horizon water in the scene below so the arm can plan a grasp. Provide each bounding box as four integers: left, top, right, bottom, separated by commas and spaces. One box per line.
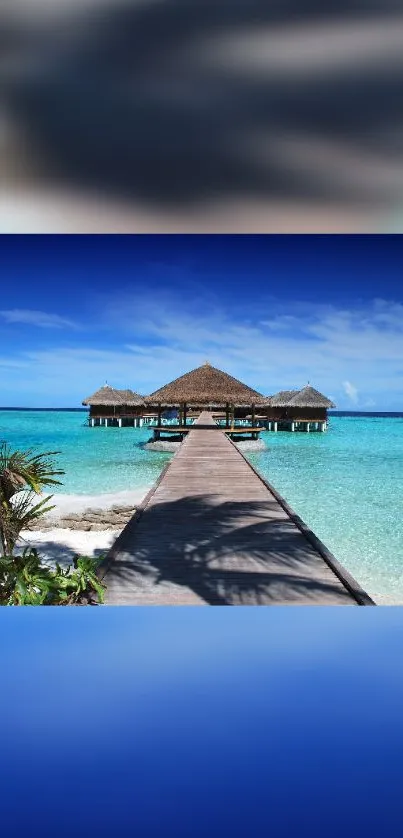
1, 409, 403, 604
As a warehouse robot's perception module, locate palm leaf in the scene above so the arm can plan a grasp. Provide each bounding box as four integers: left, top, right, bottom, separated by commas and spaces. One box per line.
0, 443, 64, 495
0, 443, 64, 556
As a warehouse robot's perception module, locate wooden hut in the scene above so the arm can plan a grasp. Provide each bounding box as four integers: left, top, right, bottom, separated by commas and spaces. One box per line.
82, 385, 145, 427
266, 385, 335, 432
144, 362, 266, 439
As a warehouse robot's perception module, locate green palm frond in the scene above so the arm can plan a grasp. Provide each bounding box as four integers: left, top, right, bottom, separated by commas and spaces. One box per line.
0, 443, 64, 496
0, 443, 64, 556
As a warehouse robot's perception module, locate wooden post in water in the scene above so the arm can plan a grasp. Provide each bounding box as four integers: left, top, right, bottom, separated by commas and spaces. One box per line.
251, 404, 256, 426
183, 402, 187, 427
157, 403, 162, 426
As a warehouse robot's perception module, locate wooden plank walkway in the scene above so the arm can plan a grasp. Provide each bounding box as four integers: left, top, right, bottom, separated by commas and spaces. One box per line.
101, 412, 373, 606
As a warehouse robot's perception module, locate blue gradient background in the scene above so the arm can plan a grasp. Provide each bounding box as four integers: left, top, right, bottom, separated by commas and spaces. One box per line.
2, 608, 403, 836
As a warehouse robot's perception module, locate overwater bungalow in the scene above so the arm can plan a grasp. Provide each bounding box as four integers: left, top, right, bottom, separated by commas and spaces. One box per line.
82, 375, 335, 435
266, 385, 335, 432
144, 362, 267, 440
82, 384, 145, 427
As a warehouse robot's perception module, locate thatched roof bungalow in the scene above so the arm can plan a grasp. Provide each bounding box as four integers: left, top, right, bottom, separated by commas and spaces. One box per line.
268, 385, 335, 410
266, 385, 335, 431
82, 384, 145, 426
145, 362, 266, 426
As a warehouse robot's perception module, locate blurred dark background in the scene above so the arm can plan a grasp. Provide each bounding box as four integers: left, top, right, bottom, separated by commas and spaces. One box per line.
1, 0, 403, 231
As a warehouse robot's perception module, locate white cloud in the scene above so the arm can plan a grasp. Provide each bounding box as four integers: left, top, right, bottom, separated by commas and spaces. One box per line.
342, 380, 359, 404
0, 309, 77, 329
0, 296, 403, 408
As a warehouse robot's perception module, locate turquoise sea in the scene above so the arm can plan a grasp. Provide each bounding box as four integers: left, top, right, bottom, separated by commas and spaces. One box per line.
1, 409, 403, 603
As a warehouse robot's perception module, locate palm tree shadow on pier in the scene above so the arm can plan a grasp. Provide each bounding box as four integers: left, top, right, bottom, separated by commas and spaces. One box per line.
101, 494, 355, 605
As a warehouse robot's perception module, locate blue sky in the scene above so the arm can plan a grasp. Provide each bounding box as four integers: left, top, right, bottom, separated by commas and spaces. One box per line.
0, 234, 402, 409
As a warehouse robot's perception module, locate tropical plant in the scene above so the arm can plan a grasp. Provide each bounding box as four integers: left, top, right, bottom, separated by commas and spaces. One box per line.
0, 443, 64, 556
0, 548, 106, 605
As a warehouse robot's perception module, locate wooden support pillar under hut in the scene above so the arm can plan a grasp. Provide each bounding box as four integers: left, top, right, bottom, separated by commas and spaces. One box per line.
251, 404, 256, 426
226, 402, 230, 428
183, 403, 187, 427
157, 403, 162, 435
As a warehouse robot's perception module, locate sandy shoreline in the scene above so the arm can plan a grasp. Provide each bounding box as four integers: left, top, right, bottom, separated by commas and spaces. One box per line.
44, 487, 150, 519
16, 487, 150, 568
18, 528, 120, 568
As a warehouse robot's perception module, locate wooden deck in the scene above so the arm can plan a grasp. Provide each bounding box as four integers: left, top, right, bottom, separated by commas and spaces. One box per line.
151, 424, 263, 433
100, 412, 373, 606
152, 424, 263, 440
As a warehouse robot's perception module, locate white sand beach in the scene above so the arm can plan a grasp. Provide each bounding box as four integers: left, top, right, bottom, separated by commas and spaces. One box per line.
16, 487, 150, 568
18, 528, 120, 567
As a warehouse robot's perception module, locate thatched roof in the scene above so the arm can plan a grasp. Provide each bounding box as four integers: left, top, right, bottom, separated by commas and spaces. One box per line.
146, 362, 265, 406
82, 385, 144, 406
118, 389, 144, 405
287, 385, 335, 409
267, 389, 299, 407
268, 385, 335, 409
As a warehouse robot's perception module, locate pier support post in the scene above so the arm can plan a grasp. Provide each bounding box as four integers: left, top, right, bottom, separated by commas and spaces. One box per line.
139, 417, 143, 427
105, 418, 109, 427
291, 422, 295, 432
91, 418, 95, 427
321, 422, 326, 432
118, 418, 122, 428
274, 422, 277, 433
306, 423, 310, 433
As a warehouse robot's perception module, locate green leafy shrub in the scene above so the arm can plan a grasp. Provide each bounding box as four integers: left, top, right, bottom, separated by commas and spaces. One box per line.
0, 548, 106, 606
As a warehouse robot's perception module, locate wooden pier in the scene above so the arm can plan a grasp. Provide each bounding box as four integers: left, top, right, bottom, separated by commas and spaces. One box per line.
100, 412, 373, 606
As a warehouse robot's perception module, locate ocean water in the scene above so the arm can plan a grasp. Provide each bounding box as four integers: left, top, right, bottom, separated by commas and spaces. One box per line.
0, 410, 170, 496
1, 409, 403, 603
